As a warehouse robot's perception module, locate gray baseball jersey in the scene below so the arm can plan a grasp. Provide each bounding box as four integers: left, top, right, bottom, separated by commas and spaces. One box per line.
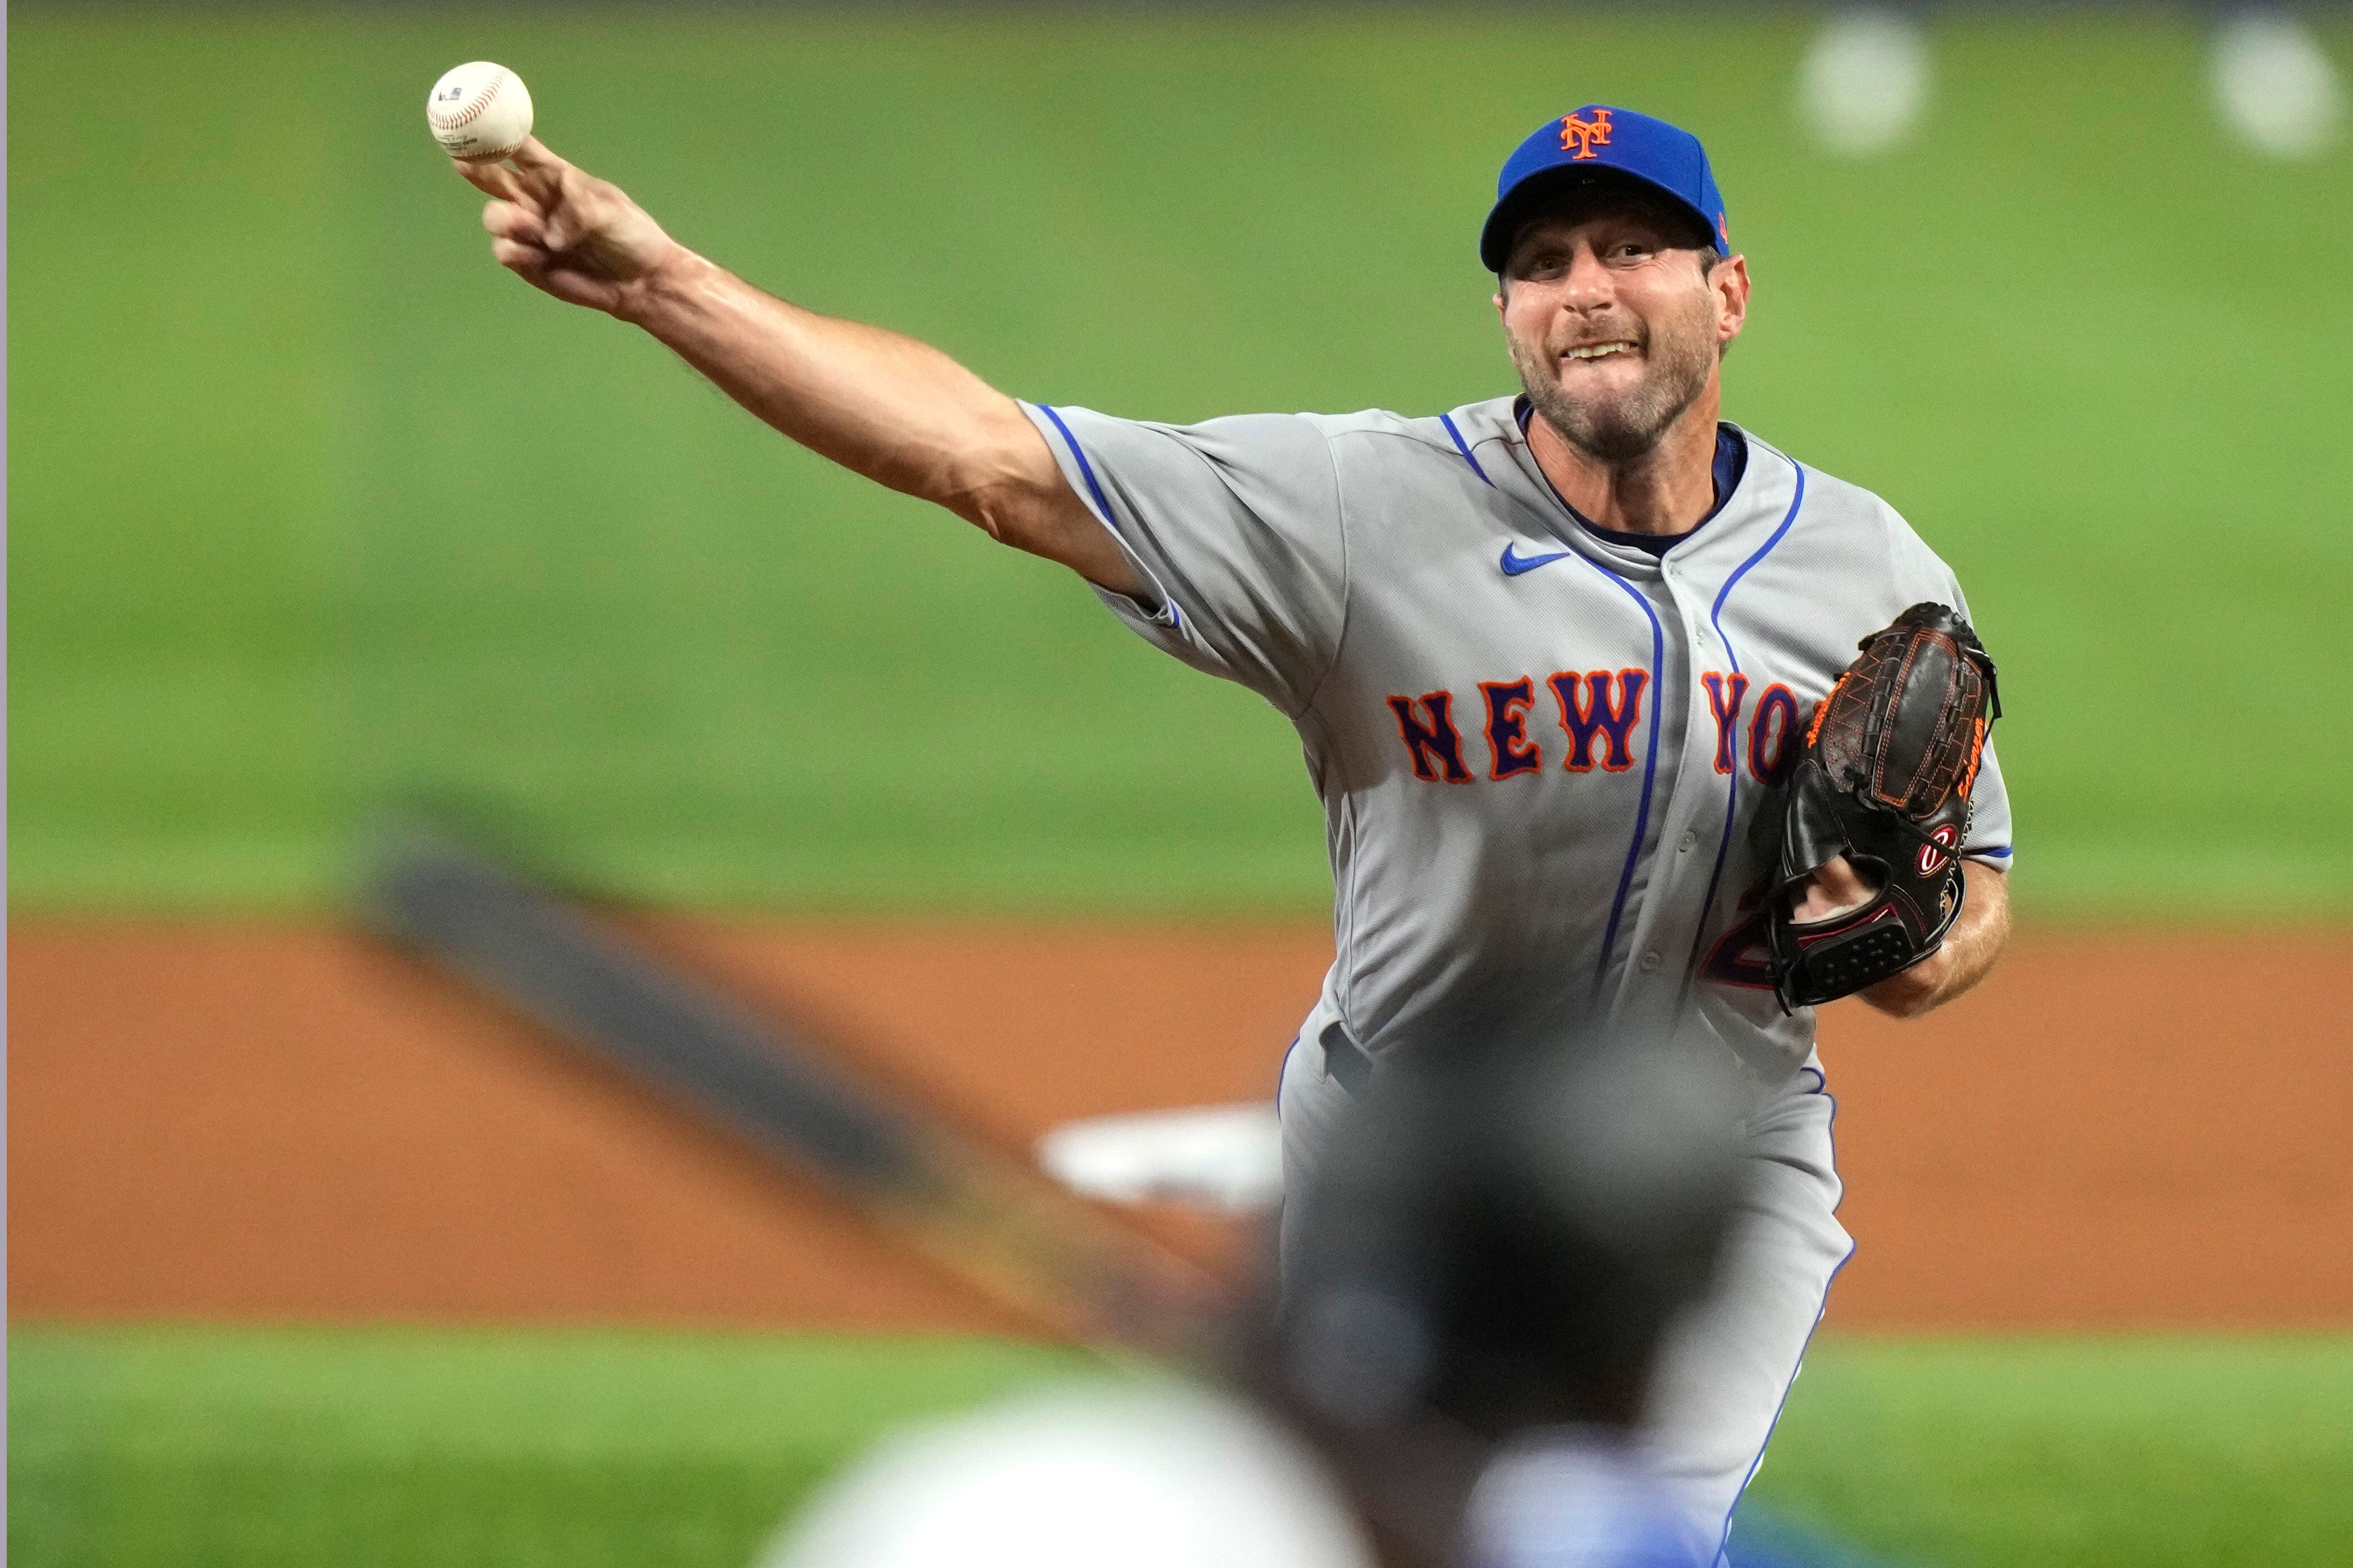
1022, 394, 2013, 1086
1024, 392, 2009, 1557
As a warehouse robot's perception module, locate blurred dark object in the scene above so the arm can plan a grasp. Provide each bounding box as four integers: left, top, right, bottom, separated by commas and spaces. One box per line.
1252, 1028, 1748, 1563
365, 824, 1224, 1350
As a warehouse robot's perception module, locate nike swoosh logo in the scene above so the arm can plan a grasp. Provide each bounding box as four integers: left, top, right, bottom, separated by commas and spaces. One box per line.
1499, 543, 1574, 576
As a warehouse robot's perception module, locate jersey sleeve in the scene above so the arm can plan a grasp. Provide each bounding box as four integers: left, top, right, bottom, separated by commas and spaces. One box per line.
1963, 737, 2014, 871
1021, 402, 1347, 715
1937, 580, 2013, 870
1889, 516, 2015, 870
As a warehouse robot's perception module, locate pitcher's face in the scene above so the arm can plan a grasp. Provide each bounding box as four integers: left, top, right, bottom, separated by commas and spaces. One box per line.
1496, 202, 1744, 463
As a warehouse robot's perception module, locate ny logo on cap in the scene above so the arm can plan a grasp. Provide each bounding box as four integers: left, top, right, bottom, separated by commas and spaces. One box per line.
1559, 108, 1613, 160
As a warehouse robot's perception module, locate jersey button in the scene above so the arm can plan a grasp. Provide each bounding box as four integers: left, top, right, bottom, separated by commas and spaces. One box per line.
1678, 830, 1698, 853
1639, 950, 1663, 973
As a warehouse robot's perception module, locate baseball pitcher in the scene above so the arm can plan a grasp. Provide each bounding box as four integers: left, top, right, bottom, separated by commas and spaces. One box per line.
452, 102, 2013, 1560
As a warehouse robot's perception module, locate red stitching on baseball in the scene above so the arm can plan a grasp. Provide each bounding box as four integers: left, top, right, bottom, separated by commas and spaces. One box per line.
433, 69, 508, 132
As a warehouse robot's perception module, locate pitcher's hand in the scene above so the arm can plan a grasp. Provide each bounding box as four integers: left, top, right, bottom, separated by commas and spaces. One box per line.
453, 138, 686, 315
1789, 854, 1874, 924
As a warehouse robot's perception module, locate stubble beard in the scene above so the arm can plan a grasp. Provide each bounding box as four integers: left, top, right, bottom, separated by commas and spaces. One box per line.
1510, 309, 1716, 466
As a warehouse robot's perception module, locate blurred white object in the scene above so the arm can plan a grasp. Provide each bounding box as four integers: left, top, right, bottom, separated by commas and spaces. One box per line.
2210, 11, 2345, 158
762, 1384, 1374, 1568
1797, 7, 1933, 155
1037, 1103, 1283, 1212
1465, 1431, 1702, 1568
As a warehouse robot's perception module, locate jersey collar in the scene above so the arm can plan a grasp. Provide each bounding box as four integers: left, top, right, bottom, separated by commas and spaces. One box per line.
1471, 397, 1783, 569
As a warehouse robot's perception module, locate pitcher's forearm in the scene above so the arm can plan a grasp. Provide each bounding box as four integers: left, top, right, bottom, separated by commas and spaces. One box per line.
456, 139, 1135, 587
606, 248, 1138, 591
615, 251, 1045, 520
1860, 861, 2010, 1018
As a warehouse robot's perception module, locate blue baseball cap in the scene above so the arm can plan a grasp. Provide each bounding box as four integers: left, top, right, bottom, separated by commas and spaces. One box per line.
1479, 106, 1728, 274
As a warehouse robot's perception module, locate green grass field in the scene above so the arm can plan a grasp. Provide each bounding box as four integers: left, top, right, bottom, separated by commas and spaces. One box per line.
10, 7, 2352, 916
11, 1328, 2352, 1568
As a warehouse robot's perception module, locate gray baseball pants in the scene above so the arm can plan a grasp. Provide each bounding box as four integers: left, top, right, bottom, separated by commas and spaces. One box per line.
1274, 1039, 1852, 1565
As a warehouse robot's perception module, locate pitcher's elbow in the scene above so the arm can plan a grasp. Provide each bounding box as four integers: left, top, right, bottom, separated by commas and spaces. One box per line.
951, 475, 1035, 547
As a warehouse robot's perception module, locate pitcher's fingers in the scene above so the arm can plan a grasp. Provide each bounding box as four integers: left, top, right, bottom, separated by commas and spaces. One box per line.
504, 137, 570, 204
490, 237, 552, 274
453, 157, 538, 212
482, 200, 546, 244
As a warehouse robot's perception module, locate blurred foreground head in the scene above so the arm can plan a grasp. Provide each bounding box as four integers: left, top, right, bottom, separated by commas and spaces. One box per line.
766, 1027, 1745, 1568
766, 1383, 1374, 1568
1260, 1025, 1747, 1529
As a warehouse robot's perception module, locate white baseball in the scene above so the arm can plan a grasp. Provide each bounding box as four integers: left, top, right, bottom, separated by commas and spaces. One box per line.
426, 62, 533, 163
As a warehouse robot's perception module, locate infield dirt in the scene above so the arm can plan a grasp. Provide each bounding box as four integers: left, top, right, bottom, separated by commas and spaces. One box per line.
10, 923, 2350, 1331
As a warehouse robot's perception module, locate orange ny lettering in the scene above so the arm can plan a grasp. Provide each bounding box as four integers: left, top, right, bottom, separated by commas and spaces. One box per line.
1559, 109, 1614, 161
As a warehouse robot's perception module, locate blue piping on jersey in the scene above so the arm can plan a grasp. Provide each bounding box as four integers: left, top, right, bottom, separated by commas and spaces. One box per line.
1040, 403, 1181, 630
1517, 436, 1667, 992
1972, 845, 2013, 861
1689, 455, 1809, 968
1439, 413, 1496, 488
1037, 405, 1122, 531
1713, 1081, 1850, 1567
1575, 558, 1666, 992
1714, 1275, 1848, 1568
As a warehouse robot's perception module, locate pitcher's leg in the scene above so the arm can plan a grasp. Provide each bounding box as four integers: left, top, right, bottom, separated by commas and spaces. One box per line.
1274, 1036, 1353, 1277
1640, 1081, 1851, 1562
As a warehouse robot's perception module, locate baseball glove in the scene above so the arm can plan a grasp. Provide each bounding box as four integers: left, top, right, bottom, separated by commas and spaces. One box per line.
1767, 603, 2000, 1012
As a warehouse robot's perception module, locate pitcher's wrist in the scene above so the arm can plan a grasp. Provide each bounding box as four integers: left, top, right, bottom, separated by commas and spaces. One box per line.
613, 244, 711, 325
